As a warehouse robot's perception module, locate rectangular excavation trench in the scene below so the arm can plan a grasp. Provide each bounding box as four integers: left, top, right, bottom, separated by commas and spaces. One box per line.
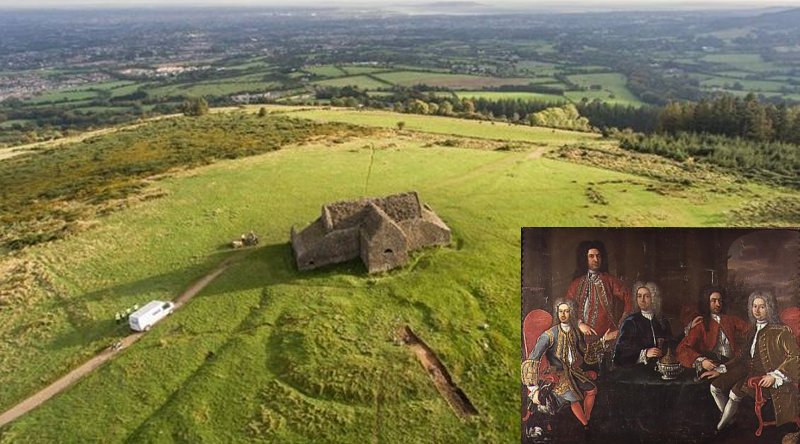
402, 325, 479, 418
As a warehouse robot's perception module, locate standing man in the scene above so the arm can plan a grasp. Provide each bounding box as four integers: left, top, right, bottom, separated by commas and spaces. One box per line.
701, 291, 799, 431
565, 241, 632, 342
522, 299, 613, 430
676, 287, 749, 382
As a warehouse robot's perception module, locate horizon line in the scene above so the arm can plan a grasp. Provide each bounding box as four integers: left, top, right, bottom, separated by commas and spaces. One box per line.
1, 1, 800, 12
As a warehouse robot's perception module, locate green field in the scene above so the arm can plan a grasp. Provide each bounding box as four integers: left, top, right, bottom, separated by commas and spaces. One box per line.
0, 107, 797, 442
366, 91, 395, 97
304, 64, 348, 77
570, 66, 613, 74
373, 71, 538, 89
339, 65, 390, 75
147, 80, 279, 98
24, 80, 139, 104
704, 27, 755, 40
515, 60, 559, 76
513, 41, 557, 54
25, 89, 99, 104
565, 73, 644, 106
712, 70, 753, 79
701, 53, 763, 65
455, 91, 566, 103
274, 107, 600, 144
699, 76, 787, 92
93, 80, 138, 90
28, 98, 96, 109
72, 105, 137, 114
225, 59, 270, 70
699, 53, 788, 73
390, 65, 451, 73
671, 57, 701, 65
109, 82, 147, 97
527, 78, 565, 86
313, 75, 391, 89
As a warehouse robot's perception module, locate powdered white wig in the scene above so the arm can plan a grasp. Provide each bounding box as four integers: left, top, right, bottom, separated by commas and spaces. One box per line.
551, 298, 579, 329
633, 281, 662, 320
747, 291, 780, 324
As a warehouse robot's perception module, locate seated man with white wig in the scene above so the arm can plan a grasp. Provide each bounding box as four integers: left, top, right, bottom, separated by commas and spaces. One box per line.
614, 281, 674, 368
522, 299, 613, 430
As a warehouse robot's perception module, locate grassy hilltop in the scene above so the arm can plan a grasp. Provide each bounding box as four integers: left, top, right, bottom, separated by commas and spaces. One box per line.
0, 107, 797, 443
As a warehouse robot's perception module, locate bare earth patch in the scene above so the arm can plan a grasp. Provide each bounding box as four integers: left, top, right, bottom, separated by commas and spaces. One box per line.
402, 325, 478, 419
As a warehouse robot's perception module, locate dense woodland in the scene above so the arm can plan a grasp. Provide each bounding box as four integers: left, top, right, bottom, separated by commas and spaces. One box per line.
657, 93, 800, 144
618, 132, 800, 188
622, 94, 800, 189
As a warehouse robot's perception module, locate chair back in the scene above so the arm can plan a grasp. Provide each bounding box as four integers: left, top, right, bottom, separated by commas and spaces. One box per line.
523, 309, 553, 373
780, 307, 800, 346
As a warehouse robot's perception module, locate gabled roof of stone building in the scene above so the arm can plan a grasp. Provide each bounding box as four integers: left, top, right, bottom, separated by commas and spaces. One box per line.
322, 191, 421, 231
360, 202, 401, 239
291, 191, 450, 273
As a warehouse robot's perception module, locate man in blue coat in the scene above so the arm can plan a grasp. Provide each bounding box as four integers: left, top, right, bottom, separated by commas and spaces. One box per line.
614, 281, 674, 368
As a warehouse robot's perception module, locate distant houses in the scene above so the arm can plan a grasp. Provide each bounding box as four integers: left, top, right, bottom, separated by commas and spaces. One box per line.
291, 191, 451, 273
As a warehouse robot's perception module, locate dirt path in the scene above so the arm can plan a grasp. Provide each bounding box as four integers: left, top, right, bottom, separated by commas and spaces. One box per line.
527, 146, 547, 159
428, 150, 523, 191
402, 326, 478, 418
428, 145, 547, 193
0, 253, 242, 428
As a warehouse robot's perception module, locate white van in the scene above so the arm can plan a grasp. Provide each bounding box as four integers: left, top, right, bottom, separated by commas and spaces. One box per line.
129, 300, 175, 332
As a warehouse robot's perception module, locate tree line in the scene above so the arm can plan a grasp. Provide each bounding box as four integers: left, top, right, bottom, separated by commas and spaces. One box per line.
618, 131, 800, 189
317, 85, 800, 189
317, 86, 800, 143
315, 85, 656, 131
657, 92, 800, 144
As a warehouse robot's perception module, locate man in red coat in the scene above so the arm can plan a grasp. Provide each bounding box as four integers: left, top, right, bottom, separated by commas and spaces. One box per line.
677, 287, 749, 372
565, 241, 632, 341
678, 286, 749, 415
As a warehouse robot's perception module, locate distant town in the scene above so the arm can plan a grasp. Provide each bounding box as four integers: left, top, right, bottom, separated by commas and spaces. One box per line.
1, 6, 799, 147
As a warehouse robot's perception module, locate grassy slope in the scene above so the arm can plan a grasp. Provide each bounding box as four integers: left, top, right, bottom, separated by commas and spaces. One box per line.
454, 91, 566, 103
0, 109, 795, 442
372, 71, 536, 89
313, 76, 391, 89
270, 107, 601, 145
565, 73, 644, 106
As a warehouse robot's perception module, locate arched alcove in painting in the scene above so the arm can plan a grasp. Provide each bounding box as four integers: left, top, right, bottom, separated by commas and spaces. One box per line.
726, 229, 800, 317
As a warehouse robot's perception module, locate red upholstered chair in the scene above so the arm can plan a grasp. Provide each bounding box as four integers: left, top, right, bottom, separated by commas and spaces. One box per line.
524, 309, 553, 365
747, 307, 800, 437
783, 306, 800, 350
522, 309, 556, 423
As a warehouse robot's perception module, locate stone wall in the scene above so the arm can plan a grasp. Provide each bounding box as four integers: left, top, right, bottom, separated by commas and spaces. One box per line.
292, 191, 449, 273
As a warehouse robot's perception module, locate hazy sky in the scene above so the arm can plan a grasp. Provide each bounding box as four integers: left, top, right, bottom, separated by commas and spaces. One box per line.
2, 0, 800, 9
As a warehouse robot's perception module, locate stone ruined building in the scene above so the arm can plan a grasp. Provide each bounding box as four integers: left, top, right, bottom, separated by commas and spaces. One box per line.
290, 191, 451, 273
